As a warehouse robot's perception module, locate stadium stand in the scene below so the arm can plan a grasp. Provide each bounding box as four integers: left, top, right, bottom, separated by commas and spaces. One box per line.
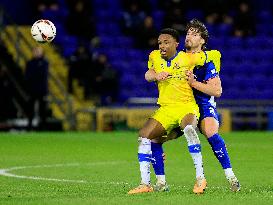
2, 0, 271, 101
0, 0, 272, 131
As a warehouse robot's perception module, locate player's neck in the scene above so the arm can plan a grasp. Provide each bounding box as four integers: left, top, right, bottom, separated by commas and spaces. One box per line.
186, 48, 202, 53
165, 51, 178, 60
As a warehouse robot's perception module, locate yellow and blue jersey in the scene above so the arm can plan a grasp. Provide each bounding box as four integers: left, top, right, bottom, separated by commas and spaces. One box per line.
148, 50, 206, 106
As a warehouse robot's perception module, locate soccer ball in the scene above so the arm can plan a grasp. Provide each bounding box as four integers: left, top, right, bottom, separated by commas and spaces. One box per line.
31, 19, 56, 43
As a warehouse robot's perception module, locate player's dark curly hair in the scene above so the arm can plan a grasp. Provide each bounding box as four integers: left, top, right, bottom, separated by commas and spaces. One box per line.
159, 28, 180, 42
186, 19, 209, 50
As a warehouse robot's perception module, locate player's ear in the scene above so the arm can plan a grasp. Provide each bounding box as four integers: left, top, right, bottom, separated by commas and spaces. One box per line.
176, 42, 179, 48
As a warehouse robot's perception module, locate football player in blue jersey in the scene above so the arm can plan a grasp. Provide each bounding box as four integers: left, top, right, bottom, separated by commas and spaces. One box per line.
151, 19, 240, 192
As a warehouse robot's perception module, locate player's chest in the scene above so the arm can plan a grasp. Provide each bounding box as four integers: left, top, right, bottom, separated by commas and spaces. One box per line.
153, 59, 182, 73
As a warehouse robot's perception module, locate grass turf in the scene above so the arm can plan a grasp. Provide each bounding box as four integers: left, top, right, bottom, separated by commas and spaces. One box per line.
0, 131, 272, 205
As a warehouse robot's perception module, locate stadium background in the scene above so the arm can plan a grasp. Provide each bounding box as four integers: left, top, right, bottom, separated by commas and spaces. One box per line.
0, 1, 272, 204
0, 0, 272, 131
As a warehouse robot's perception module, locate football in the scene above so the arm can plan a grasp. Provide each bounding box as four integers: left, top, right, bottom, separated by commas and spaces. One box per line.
31, 19, 56, 43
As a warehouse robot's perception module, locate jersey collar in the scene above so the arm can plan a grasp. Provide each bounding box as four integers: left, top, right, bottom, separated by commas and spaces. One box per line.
166, 51, 178, 67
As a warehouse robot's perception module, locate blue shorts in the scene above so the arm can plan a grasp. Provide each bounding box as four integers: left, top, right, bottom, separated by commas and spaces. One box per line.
198, 105, 219, 129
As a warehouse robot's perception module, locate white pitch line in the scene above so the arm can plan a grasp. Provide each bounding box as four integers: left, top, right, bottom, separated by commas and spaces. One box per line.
0, 163, 227, 188
0, 161, 130, 185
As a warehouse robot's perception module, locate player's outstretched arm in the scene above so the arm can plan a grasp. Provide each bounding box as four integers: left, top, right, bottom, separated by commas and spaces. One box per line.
186, 70, 222, 97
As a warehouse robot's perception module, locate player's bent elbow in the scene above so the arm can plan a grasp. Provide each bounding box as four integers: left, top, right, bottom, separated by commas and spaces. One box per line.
214, 89, 222, 97
145, 70, 156, 82
144, 73, 151, 82
145, 75, 154, 82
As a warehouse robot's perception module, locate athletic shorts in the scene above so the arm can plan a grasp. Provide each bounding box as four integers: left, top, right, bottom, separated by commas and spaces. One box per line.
198, 104, 220, 130
151, 102, 200, 134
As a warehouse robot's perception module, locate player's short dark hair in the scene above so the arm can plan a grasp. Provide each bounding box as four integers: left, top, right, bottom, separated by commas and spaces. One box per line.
159, 28, 180, 42
186, 19, 209, 49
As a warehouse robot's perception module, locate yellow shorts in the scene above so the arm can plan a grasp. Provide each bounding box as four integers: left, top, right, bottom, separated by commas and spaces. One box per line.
151, 102, 200, 134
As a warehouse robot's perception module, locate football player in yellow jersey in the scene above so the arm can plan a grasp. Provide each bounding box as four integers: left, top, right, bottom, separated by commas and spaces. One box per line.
128, 28, 220, 195
151, 19, 240, 193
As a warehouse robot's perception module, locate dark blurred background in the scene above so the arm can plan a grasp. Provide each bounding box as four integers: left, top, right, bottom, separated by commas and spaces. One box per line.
0, 0, 272, 132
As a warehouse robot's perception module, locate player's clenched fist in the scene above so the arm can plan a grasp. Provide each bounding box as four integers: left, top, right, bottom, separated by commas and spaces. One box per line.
185, 70, 197, 86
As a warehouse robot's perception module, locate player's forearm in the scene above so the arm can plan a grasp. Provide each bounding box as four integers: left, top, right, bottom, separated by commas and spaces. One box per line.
191, 81, 222, 97
145, 69, 157, 82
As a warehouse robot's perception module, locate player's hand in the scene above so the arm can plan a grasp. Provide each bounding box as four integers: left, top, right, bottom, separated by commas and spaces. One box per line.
185, 70, 196, 86
156, 71, 170, 81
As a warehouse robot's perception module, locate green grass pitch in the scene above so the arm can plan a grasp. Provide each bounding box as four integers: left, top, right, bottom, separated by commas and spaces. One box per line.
0, 131, 272, 205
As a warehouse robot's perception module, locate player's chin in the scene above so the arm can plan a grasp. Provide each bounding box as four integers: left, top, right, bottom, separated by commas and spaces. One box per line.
185, 44, 191, 50
160, 53, 167, 59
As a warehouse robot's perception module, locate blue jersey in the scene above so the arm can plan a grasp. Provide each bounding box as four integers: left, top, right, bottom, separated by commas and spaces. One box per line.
193, 62, 219, 121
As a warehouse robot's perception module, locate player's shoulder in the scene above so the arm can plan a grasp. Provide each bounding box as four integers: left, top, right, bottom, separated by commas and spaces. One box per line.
209, 50, 222, 60
215, 50, 222, 58
177, 50, 186, 56
177, 50, 203, 58
206, 49, 221, 72
175, 51, 188, 60
149, 50, 161, 58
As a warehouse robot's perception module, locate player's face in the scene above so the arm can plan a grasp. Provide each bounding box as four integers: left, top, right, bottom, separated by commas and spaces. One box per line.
158, 34, 178, 59
185, 28, 205, 51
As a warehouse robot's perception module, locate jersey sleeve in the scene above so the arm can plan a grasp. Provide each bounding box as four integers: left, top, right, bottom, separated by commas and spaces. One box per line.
205, 50, 221, 72
204, 62, 219, 81
148, 51, 155, 69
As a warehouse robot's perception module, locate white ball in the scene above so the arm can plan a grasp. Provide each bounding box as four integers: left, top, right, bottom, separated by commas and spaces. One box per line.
31, 19, 56, 43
